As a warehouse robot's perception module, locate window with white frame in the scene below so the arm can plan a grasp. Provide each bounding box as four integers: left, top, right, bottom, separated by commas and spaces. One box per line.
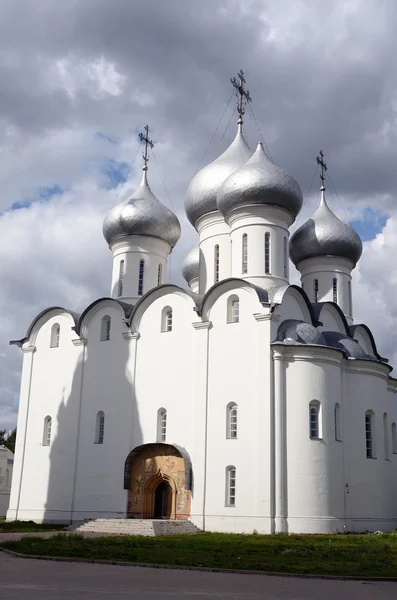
138, 260, 144, 296
50, 323, 60, 348
226, 403, 238, 438
314, 279, 319, 303
157, 408, 167, 442
333, 278, 338, 303
309, 400, 321, 439
225, 466, 236, 506
334, 402, 342, 441
392, 422, 397, 454
157, 263, 162, 286
161, 306, 173, 332
95, 411, 105, 444
283, 237, 288, 277
118, 260, 125, 297
365, 410, 375, 458
242, 234, 248, 274
43, 416, 52, 446
214, 245, 220, 283
264, 232, 270, 274
384, 412, 389, 460
227, 295, 240, 324
100, 316, 111, 341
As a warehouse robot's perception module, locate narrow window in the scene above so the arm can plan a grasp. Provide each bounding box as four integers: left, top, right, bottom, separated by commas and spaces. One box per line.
226, 466, 236, 507
227, 295, 240, 324
309, 401, 320, 439
283, 237, 288, 277
384, 413, 389, 460
242, 234, 248, 274
95, 411, 105, 444
348, 279, 352, 314
138, 260, 144, 296
214, 244, 220, 283
334, 402, 342, 441
226, 403, 238, 439
43, 416, 52, 446
5, 469, 9, 489
100, 316, 111, 341
118, 260, 125, 297
314, 279, 319, 303
365, 411, 375, 458
392, 423, 397, 454
264, 232, 270, 274
157, 263, 162, 286
333, 278, 338, 303
157, 408, 167, 442
161, 306, 173, 332
50, 323, 60, 348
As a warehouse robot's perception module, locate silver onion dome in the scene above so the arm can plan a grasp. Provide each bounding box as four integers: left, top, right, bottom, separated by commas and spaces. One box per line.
103, 170, 181, 248
185, 124, 252, 228
217, 142, 303, 220
182, 247, 200, 285
289, 189, 362, 266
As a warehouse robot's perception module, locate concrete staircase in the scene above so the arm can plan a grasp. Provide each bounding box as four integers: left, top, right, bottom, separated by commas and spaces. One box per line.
67, 518, 201, 537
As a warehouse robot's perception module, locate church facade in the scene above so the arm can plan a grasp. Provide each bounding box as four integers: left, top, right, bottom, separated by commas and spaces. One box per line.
7, 84, 397, 534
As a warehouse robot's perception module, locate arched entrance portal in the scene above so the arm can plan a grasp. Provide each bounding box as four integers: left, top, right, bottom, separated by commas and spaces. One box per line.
124, 443, 192, 520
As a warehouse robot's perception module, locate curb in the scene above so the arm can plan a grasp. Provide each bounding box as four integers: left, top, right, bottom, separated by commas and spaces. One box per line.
1, 547, 397, 582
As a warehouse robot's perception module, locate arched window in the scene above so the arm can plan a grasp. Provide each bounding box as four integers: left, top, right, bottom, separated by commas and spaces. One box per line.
5, 468, 9, 489
348, 280, 352, 314
225, 466, 236, 507
226, 403, 238, 438
138, 259, 144, 296
214, 245, 220, 283
309, 400, 321, 439
95, 411, 105, 444
118, 260, 125, 297
157, 408, 167, 442
384, 413, 389, 460
227, 295, 240, 324
161, 306, 173, 332
43, 416, 52, 446
100, 316, 111, 341
50, 323, 60, 348
157, 263, 162, 286
284, 237, 288, 278
365, 410, 375, 458
242, 234, 248, 274
334, 402, 341, 441
392, 422, 397, 454
264, 232, 270, 274
333, 278, 338, 303
314, 279, 319, 303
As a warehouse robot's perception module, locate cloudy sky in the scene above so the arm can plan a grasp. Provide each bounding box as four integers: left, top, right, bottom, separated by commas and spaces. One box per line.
1, 0, 397, 428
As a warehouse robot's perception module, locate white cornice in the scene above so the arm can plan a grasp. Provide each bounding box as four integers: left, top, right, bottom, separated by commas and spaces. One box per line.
192, 321, 212, 331
72, 338, 87, 347
22, 345, 36, 354
253, 313, 271, 322
122, 331, 141, 340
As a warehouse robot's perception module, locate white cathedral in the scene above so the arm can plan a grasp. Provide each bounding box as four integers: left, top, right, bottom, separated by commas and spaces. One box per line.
7, 77, 397, 534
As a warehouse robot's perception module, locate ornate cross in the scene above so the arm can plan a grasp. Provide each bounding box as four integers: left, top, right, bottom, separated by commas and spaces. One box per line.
230, 69, 251, 122
138, 125, 154, 171
316, 150, 327, 187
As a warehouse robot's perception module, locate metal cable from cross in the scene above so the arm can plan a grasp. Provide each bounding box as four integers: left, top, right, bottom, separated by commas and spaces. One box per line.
138, 125, 154, 171
316, 150, 327, 189
230, 69, 251, 123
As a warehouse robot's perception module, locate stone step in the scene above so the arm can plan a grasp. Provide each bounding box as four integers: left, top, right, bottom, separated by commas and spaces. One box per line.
67, 518, 201, 537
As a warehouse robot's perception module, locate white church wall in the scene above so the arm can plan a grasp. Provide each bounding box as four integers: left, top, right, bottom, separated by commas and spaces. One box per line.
8, 312, 81, 523
351, 326, 376, 357
283, 346, 346, 533
0, 447, 13, 518
196, 212, 231, 293
203, 287, 272, 533
316, 304, 347, 334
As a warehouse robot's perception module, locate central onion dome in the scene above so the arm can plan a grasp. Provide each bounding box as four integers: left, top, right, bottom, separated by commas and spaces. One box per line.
185, 123, 252, 228
289, 188, 362, 266
217, 142, 303, 220
103, 170, 181, 248
182, 247, 199, 286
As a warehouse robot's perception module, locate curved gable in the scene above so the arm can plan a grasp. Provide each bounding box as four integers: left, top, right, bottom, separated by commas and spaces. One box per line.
130, 284, 199, 330
313, 303, 349, 334
271, 285, 315, 326
350, 324, 385, 361
77, 297, 132, 339
200, 278, 268, 321
10, 307, 80, 348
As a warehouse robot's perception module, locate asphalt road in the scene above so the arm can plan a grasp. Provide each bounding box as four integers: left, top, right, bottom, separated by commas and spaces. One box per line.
0, 551, 396, 599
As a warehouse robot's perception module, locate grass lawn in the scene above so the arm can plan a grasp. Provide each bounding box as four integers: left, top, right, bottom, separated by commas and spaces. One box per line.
0, 520, 65, 533
1, 532, 397, 577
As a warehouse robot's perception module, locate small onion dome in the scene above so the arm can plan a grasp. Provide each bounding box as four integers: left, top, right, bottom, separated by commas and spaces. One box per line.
217, 142, 303, 220
289, 190, 362, 267
185, 124, 252, 228
182, 247, 200, 285
103, 170, 181, 248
